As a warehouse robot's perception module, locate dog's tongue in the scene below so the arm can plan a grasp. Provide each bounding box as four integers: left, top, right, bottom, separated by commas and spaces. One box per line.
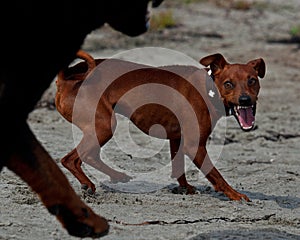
237, 107, 255, 130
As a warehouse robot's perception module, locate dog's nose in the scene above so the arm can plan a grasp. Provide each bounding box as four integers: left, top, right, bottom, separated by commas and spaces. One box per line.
239, 95, 252, 106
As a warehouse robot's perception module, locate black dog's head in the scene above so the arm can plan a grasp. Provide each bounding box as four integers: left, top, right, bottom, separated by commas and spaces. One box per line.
101, 0, 164, 36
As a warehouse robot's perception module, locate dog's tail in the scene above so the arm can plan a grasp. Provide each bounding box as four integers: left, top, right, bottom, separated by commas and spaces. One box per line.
56, 50, 100, 83
76, 50, 96, 75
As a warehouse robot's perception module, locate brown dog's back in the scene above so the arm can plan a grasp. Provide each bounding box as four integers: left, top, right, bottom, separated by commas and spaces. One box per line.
55, 52, 216, 140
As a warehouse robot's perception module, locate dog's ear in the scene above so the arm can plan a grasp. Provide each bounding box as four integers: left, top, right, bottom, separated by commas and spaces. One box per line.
247, 58, 266, 78
152, 0, 164, 7
199, 53, 228, 74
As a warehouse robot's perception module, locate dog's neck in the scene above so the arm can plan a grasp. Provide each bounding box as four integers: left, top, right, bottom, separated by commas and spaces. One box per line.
206, 68, 231, 117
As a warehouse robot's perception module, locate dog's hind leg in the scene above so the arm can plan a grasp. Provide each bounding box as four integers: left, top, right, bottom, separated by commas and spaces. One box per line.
61, 148, 96, 192
62, 116, 132, 193
170, 138, 196, 194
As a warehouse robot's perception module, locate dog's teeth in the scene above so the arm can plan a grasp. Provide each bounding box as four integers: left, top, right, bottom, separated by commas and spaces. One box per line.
237, 105, 254, 110
233, 106, 239, 115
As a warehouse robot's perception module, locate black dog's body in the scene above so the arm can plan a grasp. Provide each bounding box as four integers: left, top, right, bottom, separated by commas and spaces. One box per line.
0, 0, 163, 238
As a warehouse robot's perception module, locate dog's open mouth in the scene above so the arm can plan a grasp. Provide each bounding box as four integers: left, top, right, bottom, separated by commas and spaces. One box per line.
230, 104, 256, 131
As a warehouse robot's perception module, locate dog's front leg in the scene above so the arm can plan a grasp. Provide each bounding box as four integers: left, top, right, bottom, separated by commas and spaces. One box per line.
191, 145, 250, 201
5, 123, 109, 237
170, 139, 196, 194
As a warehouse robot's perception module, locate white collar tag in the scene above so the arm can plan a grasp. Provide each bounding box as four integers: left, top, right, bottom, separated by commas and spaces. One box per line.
208, 89, 215, 98
207, 69, 215, 98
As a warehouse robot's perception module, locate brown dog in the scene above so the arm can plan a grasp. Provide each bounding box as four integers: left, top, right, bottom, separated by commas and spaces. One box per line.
55, 50, 265, 201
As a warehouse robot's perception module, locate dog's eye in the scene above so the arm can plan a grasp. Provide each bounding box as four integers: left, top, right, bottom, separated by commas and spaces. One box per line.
248, 78, 256, 86
224, 81, 234, 89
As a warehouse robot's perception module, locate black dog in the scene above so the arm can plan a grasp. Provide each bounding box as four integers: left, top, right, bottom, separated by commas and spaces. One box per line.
0, 0, 163, 238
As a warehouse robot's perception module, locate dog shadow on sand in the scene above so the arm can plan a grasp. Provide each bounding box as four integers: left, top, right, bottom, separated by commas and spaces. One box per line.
99, 180, 300, 210
185, 184, 300, 209
163, 182, 300, 210
240, 190, 300, 209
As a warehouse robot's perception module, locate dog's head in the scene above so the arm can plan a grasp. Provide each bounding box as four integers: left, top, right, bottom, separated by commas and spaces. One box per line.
200, 53, 266, 131
102, 0, 164, 37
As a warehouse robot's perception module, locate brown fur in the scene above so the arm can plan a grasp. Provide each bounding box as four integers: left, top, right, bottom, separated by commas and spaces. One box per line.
56, 50, 266, 201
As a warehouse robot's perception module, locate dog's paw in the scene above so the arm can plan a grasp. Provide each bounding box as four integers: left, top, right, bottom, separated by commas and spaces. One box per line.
110, 173, 133, 183
171, 185, 197, 195
81, 184, 96, 195
224, 189, 251, 202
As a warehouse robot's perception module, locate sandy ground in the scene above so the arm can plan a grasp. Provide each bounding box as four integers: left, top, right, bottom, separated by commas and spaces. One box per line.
1, 0, 300, 239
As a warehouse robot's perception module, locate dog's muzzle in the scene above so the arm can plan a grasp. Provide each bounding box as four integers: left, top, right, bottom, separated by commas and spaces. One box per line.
228, 97, 256, 131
